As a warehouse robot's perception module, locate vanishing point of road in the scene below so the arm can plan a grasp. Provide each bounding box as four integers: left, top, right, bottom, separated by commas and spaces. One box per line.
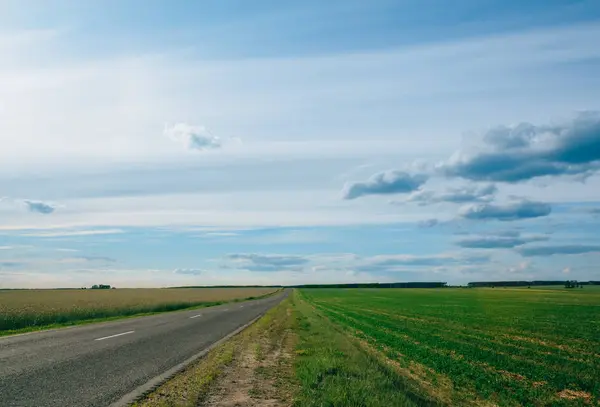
0, 290, 289, 407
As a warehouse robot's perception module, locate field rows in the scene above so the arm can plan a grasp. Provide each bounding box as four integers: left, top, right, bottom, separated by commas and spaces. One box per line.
301, 288, 600, 406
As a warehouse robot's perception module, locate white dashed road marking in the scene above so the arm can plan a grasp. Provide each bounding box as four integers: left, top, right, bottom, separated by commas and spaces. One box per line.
94, 331, 134, 341
190, 314, 203, 319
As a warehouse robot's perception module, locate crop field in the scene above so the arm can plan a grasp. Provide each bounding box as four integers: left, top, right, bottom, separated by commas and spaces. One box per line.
0, 287, 277, 333
300, 287, 600, 406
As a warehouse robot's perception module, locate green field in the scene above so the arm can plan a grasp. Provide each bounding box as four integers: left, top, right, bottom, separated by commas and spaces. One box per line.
299, 287, 600, 406
0, 287, 277, 334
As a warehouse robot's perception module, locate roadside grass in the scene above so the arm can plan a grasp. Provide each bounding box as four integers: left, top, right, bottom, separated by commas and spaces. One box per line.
136, 290, 440, 407
0, 288, 279, 336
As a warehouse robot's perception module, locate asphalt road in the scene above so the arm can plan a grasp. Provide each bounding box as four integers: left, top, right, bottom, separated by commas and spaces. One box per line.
0, 290, 288, 407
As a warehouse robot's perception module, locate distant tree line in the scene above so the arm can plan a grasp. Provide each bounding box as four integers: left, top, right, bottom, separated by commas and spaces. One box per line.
87, 284, 112, 289
288, 282, 448, 289
468, 280, 599, 288
170, 285, 283, 289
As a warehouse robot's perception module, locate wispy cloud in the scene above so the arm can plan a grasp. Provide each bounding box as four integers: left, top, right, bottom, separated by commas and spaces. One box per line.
73, 256, 116, 263
355, 252, 490, 272
222, 251, 491, 276
21, 229, 125, 237
342, 170, 428, 200
517, 244, 600, 257
0, 261, 24, 268
173, 268, 205, 275
418, 218, 439, 228
226, 253, 309, 272
455, 232, 549, 249
459, 200, 551, 221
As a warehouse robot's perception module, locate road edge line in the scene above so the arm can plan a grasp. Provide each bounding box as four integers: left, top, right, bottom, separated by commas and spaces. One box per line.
109, 292, 287, 406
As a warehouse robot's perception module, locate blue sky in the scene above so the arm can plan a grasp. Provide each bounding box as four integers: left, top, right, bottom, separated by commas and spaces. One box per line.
1, 0, 600, 287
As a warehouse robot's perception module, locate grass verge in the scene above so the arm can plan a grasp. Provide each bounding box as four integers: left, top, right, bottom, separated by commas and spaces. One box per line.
0, 290, 280, 337
136, 290, 442, 407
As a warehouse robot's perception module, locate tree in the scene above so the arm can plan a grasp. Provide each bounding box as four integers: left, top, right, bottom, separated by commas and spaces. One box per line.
565, 280, 578, 289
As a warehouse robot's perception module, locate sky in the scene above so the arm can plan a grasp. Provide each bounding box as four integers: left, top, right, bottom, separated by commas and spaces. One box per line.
1, 0, 600, 288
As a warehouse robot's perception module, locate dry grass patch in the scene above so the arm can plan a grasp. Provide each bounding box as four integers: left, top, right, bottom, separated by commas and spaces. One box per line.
556, 389, 593, 403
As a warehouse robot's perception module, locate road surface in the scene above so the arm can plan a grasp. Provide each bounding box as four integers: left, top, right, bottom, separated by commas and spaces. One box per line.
0, 290, 288, 407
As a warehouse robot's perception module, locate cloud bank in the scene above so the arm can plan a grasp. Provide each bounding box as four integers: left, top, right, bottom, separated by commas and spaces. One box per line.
440, 111, 600, 182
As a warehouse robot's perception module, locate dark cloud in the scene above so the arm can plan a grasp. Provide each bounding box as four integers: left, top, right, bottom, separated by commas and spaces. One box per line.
227, 253, 309, 272
164, 123, 222, 151
440, 112, 600, 182
24, 200, 56, 214
342, 170, 428, 200
459, 200, 551, 221
407, 184, 496, 205
517, 245, 600, 257
455, 233, 549, 249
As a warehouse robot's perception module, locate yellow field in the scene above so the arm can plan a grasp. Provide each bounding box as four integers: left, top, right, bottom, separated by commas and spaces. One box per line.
0, 288, 277, 333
